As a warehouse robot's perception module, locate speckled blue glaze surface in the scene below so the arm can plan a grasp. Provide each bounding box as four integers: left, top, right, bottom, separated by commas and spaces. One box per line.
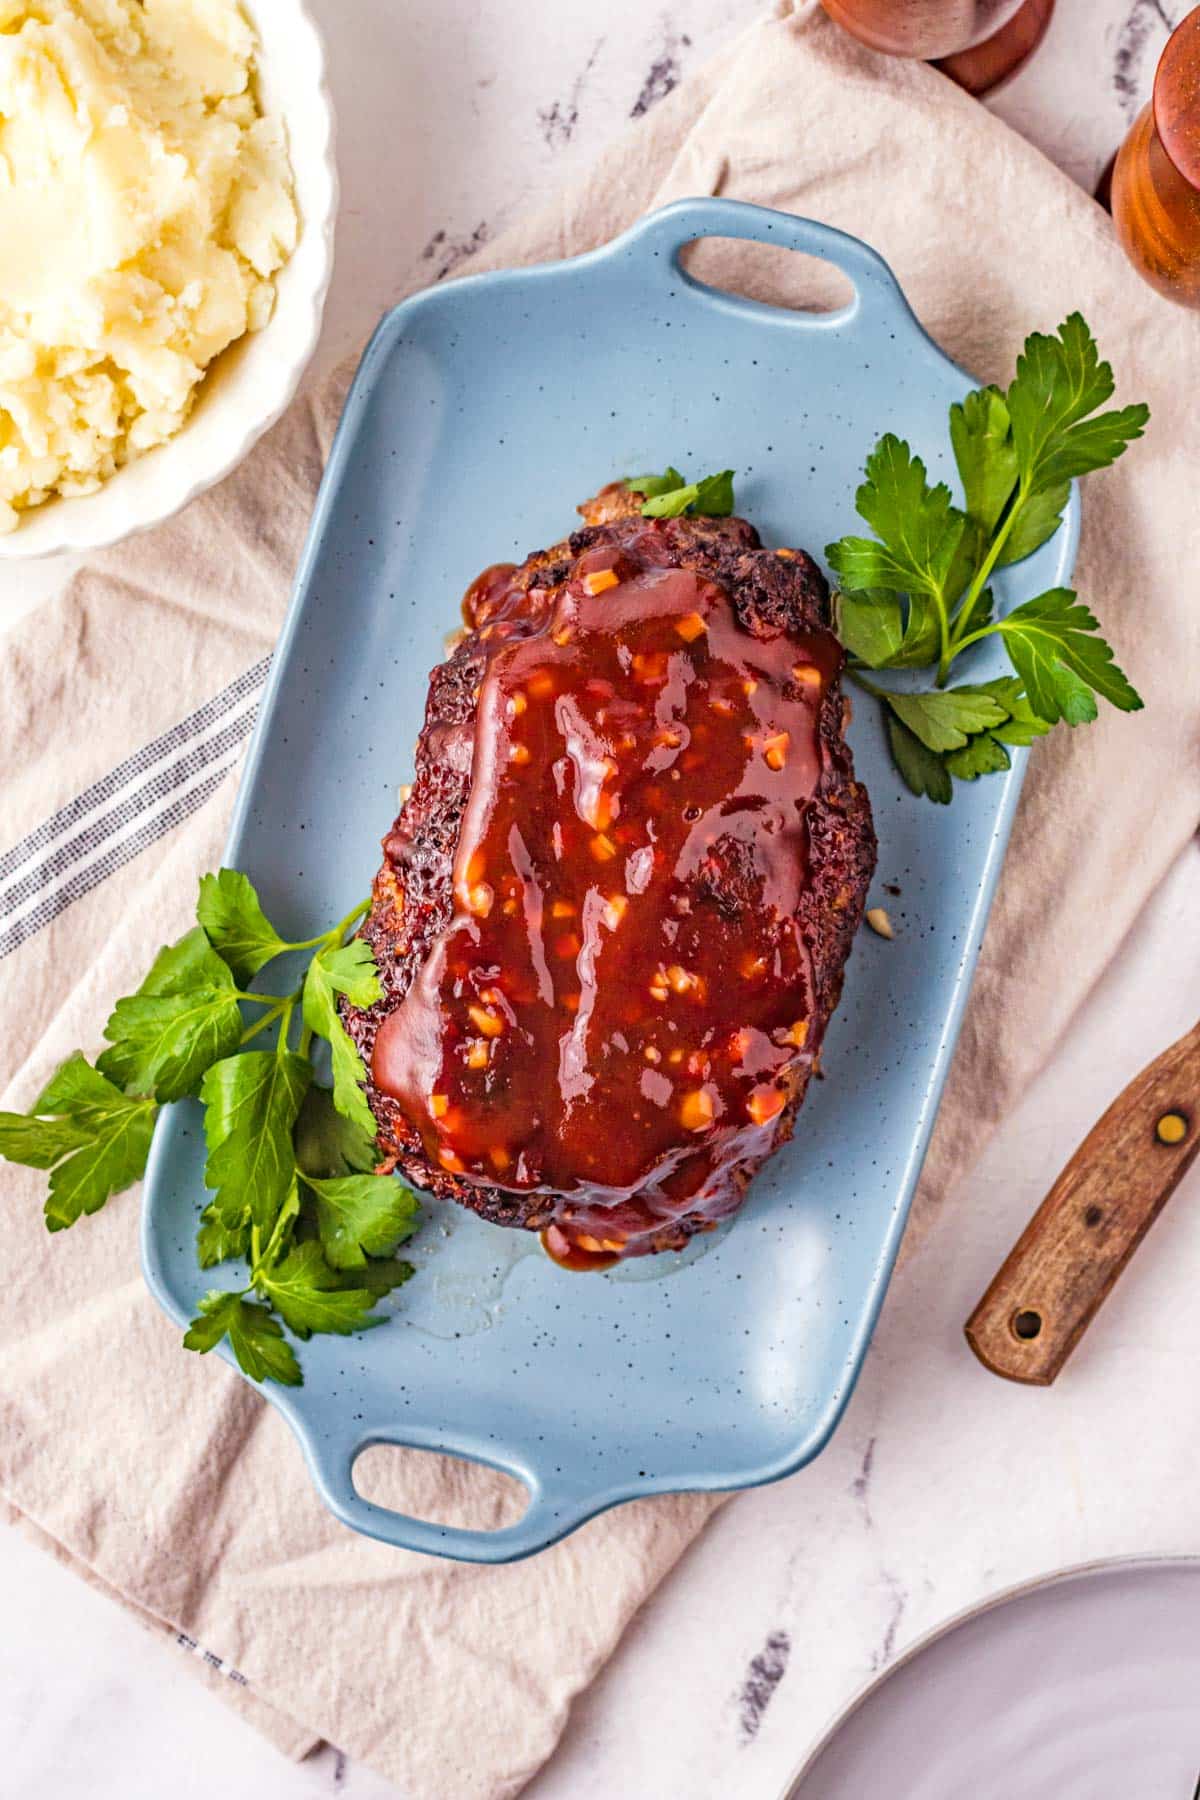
141, 200, 1078, 1563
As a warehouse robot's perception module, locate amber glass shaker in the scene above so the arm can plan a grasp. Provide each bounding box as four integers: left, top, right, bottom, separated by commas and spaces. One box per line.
820, 0, 1055, 95
1110, 8, 1200, 308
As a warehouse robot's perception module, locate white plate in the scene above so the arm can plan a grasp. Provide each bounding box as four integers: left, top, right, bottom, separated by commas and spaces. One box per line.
0, 0, 337, 561
786, 1559, 1200, 1799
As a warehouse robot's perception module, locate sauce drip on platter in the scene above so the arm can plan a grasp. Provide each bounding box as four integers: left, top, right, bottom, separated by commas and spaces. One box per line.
372, 534, 842, 1265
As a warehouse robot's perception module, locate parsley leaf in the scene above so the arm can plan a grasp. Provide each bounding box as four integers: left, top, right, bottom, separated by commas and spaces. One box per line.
834, 588, 943, 670
112, 926, 228, 1001
827, 435, 966, 604
963, 677, 1053, 747
996, 588, 1143, 725
44, 1092, 157, 1231
197, 1205, 251, 1270
947, 371, 1075, 570
883, 686, 1009, 754
640, 487, 698, 518
97, 927, 242, 1102
254, 1241, 384, 1339
201, 1050, 311, 1231
302, 943, 381, 1135
944, 733, 1012, 780
625, 466, 684, 498
0, 1112, 88, 1169
294, 1084, 378, 1179
893, 588, 950, 667
885, 715, 951, 805
197, 869, 290, 983
835, 589, 904, 668
949, 386, 1018, 536
1007, 313, 1149, 491
996, 482, 1070, 566
307, 1172, 420, 1270
184, 1291, 302, 1386
343, 1256, 415, 1298
0, 1054, 158, 1231
873, 677, 1055, 799
634, 467, 737, 519
692, 469, 736, 515
33, 1054, 125, 1117
311, 940, 383, 1010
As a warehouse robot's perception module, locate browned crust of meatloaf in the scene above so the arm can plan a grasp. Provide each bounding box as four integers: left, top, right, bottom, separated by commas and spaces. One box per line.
341, 483, 877, 1248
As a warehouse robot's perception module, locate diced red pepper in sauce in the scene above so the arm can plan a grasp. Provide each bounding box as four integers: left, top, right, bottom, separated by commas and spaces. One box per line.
372, 535, 841, 1267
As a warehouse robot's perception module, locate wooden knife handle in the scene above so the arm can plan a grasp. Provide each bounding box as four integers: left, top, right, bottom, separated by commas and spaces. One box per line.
965, 1020, 1200, 1385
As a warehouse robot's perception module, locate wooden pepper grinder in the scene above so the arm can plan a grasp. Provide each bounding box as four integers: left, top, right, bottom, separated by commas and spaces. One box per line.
819, 0, 1056, 96
1109, 8, 1200, 308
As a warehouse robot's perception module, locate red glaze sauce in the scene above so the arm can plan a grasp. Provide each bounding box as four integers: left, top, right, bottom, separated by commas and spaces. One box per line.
372, 536, 842, 1266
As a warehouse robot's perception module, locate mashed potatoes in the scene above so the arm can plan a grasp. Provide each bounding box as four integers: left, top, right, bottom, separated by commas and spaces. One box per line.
0, 0, 297, 532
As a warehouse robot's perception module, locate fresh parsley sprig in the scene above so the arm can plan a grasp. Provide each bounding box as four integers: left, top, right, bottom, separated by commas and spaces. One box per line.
624, 465, 736, 519
828, 314, 1148, 801
0, 871, 418, 1387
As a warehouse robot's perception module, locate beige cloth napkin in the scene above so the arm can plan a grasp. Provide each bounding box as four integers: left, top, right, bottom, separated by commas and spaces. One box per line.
2, 5, 1198, 1795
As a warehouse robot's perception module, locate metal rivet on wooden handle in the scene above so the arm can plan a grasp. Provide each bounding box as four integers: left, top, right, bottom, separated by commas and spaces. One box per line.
965, 1020, 1200, 1386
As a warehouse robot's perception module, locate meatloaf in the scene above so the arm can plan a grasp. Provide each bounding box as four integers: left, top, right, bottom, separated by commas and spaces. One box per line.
341, 481, 876, 1267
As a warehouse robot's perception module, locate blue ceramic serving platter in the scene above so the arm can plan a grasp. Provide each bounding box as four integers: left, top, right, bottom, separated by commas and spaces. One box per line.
142, 200, 1078, 1563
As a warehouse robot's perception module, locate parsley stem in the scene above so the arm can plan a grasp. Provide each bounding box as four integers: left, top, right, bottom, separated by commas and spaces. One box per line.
298, 1025, 314, 1059
285, 896, 371, 954
846, 670, 889, 701
944, 622, 1003, 659
932, 591, 952, 687
332, 897, 371, 943
234, 991, 293, 1006
237, 989, 303, 1047
257, 1205, 293, 1272
939, 486, 1027, 683
277, 1001, 295, 1053
238, 999, 287, 1045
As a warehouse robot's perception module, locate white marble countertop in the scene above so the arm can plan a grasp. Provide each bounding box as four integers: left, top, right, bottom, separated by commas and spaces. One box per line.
4, 2, 1198, 1796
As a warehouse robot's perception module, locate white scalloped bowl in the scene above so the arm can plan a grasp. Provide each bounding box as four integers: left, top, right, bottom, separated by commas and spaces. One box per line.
0, 0, 337, 561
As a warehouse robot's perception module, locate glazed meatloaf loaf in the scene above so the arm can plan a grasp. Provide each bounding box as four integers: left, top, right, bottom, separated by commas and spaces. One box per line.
341, 481, 876, 1267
